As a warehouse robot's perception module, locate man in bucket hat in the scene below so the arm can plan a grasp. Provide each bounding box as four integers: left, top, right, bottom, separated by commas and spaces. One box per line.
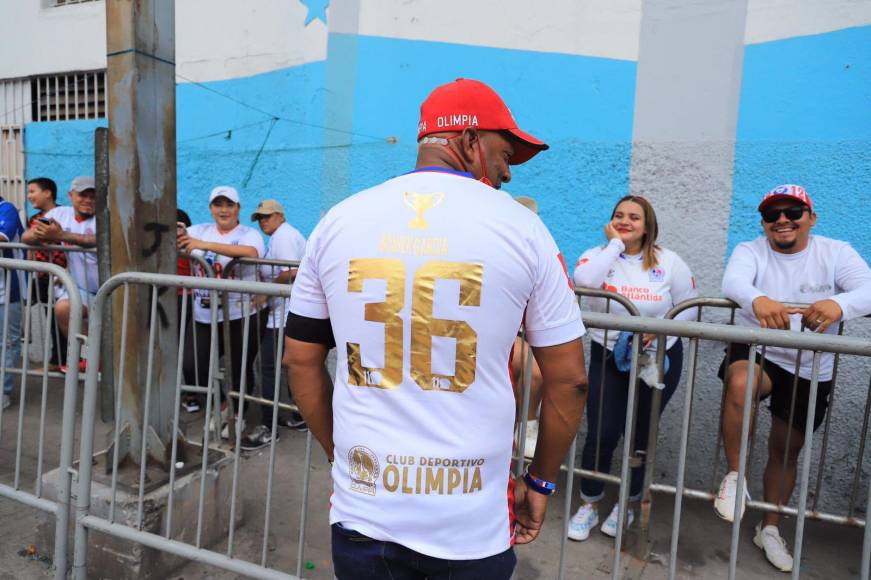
284, 78, 588, 578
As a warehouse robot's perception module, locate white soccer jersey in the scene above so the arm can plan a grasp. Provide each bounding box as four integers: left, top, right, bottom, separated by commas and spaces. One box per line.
290, 169, 584, 560
44, 206, 99, 295
574, 238, 699, 350
261, 221, 306, 329
186, 223, 266, 323
723, 235, 871, 381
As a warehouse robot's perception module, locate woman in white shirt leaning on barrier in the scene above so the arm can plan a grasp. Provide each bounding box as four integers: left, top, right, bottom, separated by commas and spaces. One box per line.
568, 195, 699, 542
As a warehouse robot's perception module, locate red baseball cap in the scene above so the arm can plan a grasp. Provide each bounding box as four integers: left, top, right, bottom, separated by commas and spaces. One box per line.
758, 184, 813, 212
417, 78, 548, 165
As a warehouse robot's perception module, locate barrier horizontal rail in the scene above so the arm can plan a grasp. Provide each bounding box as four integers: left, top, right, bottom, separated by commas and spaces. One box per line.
0, 258, 83, 580
581, 311, 871, 357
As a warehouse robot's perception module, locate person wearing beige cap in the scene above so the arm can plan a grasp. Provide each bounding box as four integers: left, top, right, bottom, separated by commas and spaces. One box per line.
240, 199, 307, 450
23, 176, 99, 373
177, 185, 266, 438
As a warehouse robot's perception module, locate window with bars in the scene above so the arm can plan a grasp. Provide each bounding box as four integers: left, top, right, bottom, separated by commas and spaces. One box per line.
30, 71, 107, 122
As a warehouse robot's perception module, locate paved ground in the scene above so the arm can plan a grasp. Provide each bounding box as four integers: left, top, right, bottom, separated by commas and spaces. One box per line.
1, 372, 866, 579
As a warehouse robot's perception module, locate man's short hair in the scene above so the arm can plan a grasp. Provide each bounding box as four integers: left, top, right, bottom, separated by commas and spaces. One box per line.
27, 177, 58, 201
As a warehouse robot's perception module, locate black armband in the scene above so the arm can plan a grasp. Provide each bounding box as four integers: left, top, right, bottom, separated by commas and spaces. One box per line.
285, 312, 336, 348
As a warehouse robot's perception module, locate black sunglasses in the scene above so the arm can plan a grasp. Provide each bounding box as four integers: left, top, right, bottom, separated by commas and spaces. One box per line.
761, 206, 808, 223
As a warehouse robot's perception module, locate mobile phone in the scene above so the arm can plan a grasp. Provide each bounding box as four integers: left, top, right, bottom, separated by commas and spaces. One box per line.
37, 217, 52, 225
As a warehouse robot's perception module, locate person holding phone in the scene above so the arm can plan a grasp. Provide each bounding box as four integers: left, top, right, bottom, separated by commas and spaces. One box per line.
25, 177, 66, 370
177, 186, 266, 437
568, 195, 698, 542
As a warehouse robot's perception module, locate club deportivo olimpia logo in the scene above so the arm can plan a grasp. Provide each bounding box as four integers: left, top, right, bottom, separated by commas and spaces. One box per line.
349, 446, 380, 496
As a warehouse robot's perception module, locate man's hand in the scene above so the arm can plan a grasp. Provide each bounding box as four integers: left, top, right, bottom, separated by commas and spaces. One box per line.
513, 476, 549, 544
30, 219, 63, 243
751, 296, 802, 330
799, 299, 843, 333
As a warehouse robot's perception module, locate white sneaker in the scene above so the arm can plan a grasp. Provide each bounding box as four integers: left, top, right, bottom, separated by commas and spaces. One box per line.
714, 471, 750, 522
523, 420, 538, 459
753, 522, 793, 572
2, 394, 10, 410
567, 503, 599, 541
600, 503, 634, 537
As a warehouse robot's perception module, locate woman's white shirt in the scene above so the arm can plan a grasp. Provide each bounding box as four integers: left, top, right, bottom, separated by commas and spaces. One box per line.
573, 238, 699, 350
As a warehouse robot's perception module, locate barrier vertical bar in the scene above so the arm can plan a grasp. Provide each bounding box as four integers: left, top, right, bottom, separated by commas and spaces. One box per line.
558, 437, 577, 580
108, 285, 130, 523
668, 337, 699, 580
296, 431, 314, 579
227, 296, 254, 557
612, 332, 642, 578
728, 344, 759, 580
135, 286, 161, 529
791, 352, 822, 580
165, 284, 188, 538
261, 302, 287, 567
848, 376, 871, 520
14, 273, 34, 490
195, 289, 219, 549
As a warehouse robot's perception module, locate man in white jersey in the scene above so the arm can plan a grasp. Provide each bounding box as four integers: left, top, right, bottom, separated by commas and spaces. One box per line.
284, 78, 588, 579
23, 176, 98, 357
241, 199, 307, 450
714, 184, 871, 572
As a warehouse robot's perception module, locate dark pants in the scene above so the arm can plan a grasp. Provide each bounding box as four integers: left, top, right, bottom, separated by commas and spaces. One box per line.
183, 310, 267, 414
580, 339, 683, 501
33, 277, 65, 366
258, 327, 282, 427
331, 524, 516, 580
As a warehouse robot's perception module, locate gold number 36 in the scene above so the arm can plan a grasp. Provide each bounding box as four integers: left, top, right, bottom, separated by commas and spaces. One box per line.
346, 258, 483, 393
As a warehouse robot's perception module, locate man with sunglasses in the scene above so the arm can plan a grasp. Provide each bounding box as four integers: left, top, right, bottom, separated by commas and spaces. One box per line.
714, 184, 871, 572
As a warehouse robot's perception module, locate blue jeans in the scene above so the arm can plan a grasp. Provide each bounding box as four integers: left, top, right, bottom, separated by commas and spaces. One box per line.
331, 524, 516, 580
1, 301, 22, 395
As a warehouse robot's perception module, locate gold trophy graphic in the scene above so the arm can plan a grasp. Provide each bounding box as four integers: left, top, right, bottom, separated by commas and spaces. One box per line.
404, 191, 444, 230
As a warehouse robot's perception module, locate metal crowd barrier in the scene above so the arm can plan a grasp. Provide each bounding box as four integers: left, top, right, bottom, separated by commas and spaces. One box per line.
71, 273, 308, 580
215, 256, 299, 441
640, 297, 870, 580
0, 242, 96, 381
0, 257, 84, 578
582, 306, 871, 580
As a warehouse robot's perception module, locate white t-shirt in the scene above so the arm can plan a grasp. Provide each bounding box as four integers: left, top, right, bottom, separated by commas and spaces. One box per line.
290, 169, 584, 560
260, 221, 306, 329
44, 206, 99, 295
186, 223, 266, 323
722, 235, 871, 380
573, 238, 699, 350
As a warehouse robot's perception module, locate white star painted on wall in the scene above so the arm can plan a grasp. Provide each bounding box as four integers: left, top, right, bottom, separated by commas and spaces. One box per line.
300, 0, 329, 25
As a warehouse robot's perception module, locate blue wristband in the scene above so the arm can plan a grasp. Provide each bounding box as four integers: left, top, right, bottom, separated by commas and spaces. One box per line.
524, 470, 557, 496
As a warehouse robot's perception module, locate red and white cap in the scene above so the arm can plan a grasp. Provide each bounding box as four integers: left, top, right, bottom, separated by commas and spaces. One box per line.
758, 184, 813, 212
417, 78, 548, 165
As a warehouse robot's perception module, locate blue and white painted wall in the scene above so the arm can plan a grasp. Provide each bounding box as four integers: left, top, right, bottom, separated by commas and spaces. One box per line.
8, 0, 871, 510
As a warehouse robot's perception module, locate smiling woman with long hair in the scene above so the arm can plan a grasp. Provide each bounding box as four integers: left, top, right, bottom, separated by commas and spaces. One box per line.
568, 195, 699, 542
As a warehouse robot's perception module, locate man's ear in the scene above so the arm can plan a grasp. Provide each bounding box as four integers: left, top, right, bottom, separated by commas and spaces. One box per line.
457, 127, 480, 165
